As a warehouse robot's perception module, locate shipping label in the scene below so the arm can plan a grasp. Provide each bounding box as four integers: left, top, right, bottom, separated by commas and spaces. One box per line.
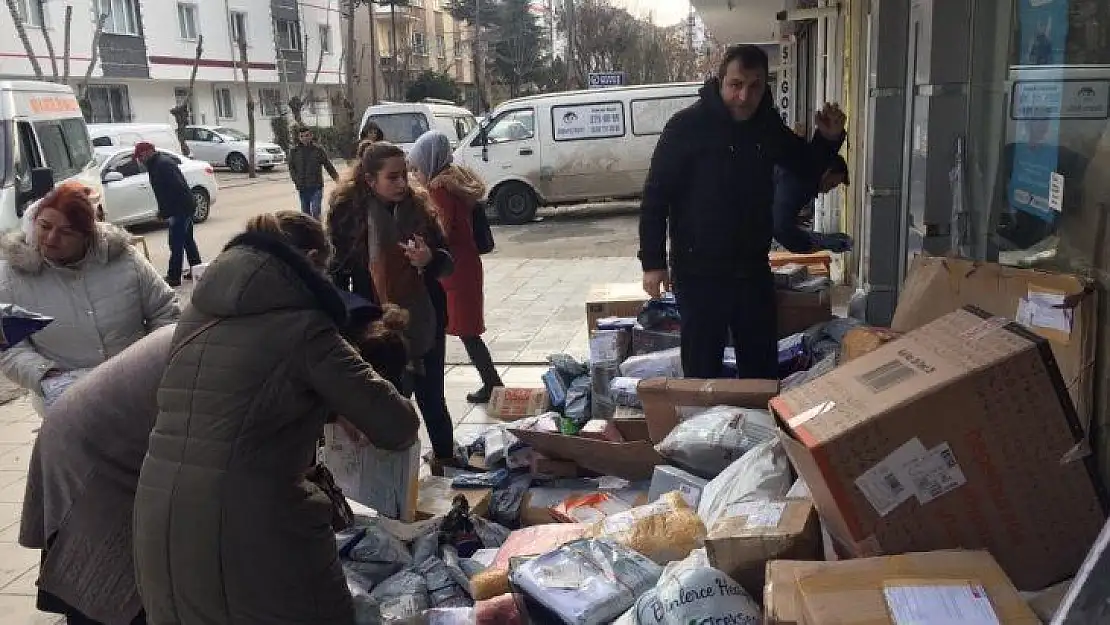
883, 583, 1001, 625
854, 439, 928, 516
723, 501, 788, 528
907, 443, 968, 505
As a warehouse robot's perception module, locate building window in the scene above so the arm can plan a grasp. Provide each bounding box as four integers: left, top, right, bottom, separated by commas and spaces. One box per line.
436, 34, 446, 59
174, 87, 196, 124
454, 39, 465, 59
259, 88, 283, 117
177, 3, 199, 40
215, 88, 236, 119
319, 24, 332, 54
86, 85, 132, 123
230, 11, 247, 44
274, 18, 302, 51
17, 0, 46, 28
96, 0, 139, 36
412, 31, 427, 56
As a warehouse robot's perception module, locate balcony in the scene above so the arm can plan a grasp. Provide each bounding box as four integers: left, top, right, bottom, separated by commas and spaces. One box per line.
373, 2, 421, 20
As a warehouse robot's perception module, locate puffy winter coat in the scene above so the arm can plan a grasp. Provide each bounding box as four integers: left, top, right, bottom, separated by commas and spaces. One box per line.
133, 230, 419, 625
0, 223, 179, 398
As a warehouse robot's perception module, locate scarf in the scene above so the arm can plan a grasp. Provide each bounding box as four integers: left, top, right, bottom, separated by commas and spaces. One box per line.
409, 130, 454, 182
366, 195, 437, 361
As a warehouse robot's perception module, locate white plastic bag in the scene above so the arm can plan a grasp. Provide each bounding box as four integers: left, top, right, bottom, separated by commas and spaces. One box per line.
654, 406, 778, 478
510, 538, 662, 625
370, 570, 430, 624
619, 348, 682, 380
616, 567, 761, 625
696, 439, 793, 528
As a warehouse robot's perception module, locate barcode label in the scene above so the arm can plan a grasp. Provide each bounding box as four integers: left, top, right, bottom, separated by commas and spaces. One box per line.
854, 438, 927, 516
908, 443, 967, 505
858, 360, 916, 393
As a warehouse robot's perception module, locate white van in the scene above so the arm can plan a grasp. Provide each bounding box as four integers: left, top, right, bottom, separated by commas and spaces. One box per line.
358, 100, 478, 153
0, 81, 102, 232
89, 122, 181, 152
454, 83, 701, 224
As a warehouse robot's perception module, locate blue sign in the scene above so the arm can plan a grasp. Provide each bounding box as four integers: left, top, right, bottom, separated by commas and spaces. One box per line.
588, 72, 626, 89
1008, 0, 1070, 224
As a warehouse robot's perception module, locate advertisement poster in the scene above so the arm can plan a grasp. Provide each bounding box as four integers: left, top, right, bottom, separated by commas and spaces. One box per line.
1008, 0, 1070, 224
552, 103, 625, 141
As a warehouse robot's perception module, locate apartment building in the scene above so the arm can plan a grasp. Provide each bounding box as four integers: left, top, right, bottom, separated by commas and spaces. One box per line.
350, 0, 476, 109
1, 0, 345, 140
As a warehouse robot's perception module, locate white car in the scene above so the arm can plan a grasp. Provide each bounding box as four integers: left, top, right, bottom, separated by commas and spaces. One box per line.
183, 125, 286, 173
95, 147, 218, 227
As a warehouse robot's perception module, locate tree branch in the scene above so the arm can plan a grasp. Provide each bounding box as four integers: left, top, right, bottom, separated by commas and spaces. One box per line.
39, 1, 59, 81
82, 13, 107, 92
5, 0, 45, 79
62, 4, 73, 83
238, 38, 258, 178
171, 35, 203, 156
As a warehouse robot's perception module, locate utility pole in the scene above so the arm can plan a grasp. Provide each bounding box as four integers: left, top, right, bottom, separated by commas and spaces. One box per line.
563, 0, 575, 88
389, 1, 399, 100
368, 0, 380, 104
473, 0, 484, 113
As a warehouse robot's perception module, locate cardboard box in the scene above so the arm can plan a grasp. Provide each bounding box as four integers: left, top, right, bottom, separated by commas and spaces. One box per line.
770, 251, 832, 277
509, 426, 665, 481
586, 283, 649, 335
321, 426, 419, 522
638, 378, 779, 444
415, 476, 491, 521
519, 484, 649, 526
777, 288, 833, 338
840, 326, 902, 364
771, 307, 1104, 591
530, 454, 580, 478
705, 498, 820, 598
892, 255, 1098, 433
488, 387, 550, 421
765, 551, 1039, 625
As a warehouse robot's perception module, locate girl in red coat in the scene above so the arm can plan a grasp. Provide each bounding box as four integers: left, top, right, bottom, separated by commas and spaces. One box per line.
410, 130, 503, 403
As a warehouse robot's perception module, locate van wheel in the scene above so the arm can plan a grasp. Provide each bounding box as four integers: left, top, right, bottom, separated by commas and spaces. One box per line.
227, 153, 249, 173
192, 188, 211, 223
492, 182, 538, 225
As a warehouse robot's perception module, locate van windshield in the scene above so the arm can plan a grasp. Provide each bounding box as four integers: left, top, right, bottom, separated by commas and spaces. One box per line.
32, 118, 93, 182
0, 120, 11, 188
367, 113, 430, 144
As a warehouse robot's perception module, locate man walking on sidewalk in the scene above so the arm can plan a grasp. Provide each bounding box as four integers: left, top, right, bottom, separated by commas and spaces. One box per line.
134, 142, 201, 288
638, 44, 847, 380
289, 126, 339, 219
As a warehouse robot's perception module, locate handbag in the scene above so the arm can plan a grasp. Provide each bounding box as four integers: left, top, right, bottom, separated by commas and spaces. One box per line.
472, 200, 495, 255
171, 318, 355, 531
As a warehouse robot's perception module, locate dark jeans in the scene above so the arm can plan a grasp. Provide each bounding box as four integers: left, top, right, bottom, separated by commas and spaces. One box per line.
298, 186, 324, 219
461, 335, 502, 389
673, 270, 778, 380
404, 324, 454, 460
166, 215, 201, 284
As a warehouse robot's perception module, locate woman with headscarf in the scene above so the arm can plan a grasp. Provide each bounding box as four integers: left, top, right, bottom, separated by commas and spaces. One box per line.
0, 181, 179, 414
132, 210, 419, 625
409, 130, 503, 403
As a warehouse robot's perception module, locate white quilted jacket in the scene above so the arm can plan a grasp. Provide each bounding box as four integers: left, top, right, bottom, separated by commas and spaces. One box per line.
0, 223, 180, 395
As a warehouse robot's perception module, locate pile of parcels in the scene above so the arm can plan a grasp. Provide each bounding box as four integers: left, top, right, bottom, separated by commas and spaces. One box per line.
321, 254, 1110, 625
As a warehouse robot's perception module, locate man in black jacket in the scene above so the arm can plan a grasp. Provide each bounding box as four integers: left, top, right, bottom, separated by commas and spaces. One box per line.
135, 142, 201, 287
639, 44, 846, 380
773, 155, 853, 253
289, 126, 339, 219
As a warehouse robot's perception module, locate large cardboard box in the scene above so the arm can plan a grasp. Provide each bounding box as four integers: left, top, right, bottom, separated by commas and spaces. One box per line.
321, 425, 419, 522
585, 283, 648, 334
638, 378, 779, 443
771, 307, 1105, 591
704, 498, 820, 598
765, 551, 1039, 625
777, 289, 833, 338
892, 255, 1098, 433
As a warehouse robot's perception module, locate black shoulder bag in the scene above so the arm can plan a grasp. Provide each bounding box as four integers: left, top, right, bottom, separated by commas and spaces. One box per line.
472, 200, 495, 255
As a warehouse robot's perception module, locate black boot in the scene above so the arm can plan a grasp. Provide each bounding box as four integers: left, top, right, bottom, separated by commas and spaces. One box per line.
466, 386, 494, 404
462, 336, 503, 404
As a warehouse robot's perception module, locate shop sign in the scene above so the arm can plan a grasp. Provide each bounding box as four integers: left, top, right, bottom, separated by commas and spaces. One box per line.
588, 72, 627, 89
1012, 80, 1110, 120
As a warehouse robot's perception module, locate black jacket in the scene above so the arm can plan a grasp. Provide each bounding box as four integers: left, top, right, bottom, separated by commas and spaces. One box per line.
146, 152, 195, 220
638, 78, 844, 277
289, 143, 339, 190
772, 166, 820, 254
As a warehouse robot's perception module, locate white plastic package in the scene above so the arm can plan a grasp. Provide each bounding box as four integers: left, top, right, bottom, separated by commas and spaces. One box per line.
425, 607, 476, 625
370, 570, 430, 624
696, 439, 793, 528
654, 406, 778, 478
619, 348, 682, 380
509, 538, 662, 625
615, 566, 762, 625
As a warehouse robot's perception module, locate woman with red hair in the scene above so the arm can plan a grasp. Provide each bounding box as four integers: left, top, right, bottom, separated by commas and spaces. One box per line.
0, 181, 179, 414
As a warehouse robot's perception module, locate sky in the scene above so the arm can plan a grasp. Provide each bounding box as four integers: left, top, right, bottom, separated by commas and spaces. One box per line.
610, 0, 692, 26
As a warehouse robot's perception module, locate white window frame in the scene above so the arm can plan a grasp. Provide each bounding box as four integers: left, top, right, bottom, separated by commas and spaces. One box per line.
215, 87, 236, 120
18, 0, 46, 28
177, 2, 199, 41
411, 31, 427, 57
454, 38, 464, 59
96, 0, 140, 36
229, 11, 248, 45
258, 88, 283, 117
274, 18, 302, 51
436, 34, 446, 59
319, 24, 332, 54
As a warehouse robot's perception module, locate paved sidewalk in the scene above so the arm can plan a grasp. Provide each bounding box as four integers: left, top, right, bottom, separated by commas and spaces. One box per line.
0, 364, 550, 624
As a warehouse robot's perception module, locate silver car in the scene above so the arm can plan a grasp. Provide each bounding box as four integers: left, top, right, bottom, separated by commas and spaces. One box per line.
183, 125, 286, 173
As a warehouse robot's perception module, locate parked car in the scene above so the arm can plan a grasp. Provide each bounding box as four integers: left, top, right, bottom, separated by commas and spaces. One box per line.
183, 125, 285, 173
95, 146, 217, 226
0, 80, 102, 232
89, 123, 181, 152
359, 100, 478, 153
455, 82, 700, 224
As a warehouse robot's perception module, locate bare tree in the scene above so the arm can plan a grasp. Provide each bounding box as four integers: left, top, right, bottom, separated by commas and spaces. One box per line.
78, 11, 108, 120
62, 4, 73, 83
171, 36, 204, 156
5, 0, 45, 79
237, 38, 258, 178
39, 3, 59, 81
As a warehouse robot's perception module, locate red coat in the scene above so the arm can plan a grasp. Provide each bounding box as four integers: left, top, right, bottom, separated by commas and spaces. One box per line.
428, 166, 486, 337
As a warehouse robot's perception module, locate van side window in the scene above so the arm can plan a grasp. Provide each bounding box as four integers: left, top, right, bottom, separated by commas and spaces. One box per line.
92, 136, 114, 147
483, 110, 535, 145
32, 119, 93, 181
106, 153, 144, 178
630, 96, 698, 136
15, 122, 41, 192
369, 113, 429, 144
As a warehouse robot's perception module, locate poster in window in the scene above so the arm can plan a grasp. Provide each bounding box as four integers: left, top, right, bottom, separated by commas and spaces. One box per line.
552, 103, 624, 141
